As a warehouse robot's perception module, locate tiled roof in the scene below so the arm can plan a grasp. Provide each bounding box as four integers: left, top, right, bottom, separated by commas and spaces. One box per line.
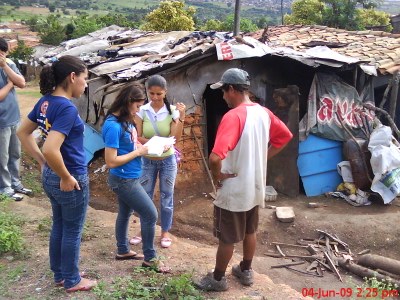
250, 25, 400, 75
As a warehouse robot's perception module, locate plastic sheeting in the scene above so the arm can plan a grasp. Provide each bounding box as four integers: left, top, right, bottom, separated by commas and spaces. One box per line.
368, 125, 400, 203
299, 73, 375, 141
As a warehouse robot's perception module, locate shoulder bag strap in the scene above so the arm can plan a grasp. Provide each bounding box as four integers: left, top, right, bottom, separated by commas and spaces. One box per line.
145, 110, 161, 136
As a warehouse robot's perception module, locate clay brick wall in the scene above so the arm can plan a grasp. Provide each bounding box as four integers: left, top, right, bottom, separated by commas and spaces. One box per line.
175, 105, 205, 173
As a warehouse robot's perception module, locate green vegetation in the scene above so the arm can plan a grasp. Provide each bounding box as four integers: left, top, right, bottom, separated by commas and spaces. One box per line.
9, 40, 34, 62
0, 201, 25, 256
7, 264, 25, 281
201, 14, 258, 32
0, 264, 27, 298
1, 0, 396, 47
93, 267, 204, 299
16, 90, 42, 98
21, 171, 43, 195
284, 0, 324, 25
284, 0, 392, 31
37, 217, 52, 237
356, 8, 393, 31
352, 276, 399, 300
141, 1, 196, 31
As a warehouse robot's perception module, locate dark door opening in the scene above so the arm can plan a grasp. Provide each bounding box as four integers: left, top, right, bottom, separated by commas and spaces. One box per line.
203, 85, 229, 156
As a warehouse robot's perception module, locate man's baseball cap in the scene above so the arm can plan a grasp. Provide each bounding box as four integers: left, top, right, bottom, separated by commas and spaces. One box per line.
210, 68, 250, 89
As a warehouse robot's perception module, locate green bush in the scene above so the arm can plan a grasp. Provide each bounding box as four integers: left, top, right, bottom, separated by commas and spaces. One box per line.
0, 211, 25, 255
353, 276, 399, 300
93, 270, 204, 299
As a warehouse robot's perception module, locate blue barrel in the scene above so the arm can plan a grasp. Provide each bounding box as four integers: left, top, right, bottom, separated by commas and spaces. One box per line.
297, 134, 343, 196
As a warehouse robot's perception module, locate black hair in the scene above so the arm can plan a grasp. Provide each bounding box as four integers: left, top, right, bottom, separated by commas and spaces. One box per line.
39, 55, 87, 95
105, 82, 146, 131
221, 83, 249, 93
0, 38, 8, 52
145, 74, 172, 115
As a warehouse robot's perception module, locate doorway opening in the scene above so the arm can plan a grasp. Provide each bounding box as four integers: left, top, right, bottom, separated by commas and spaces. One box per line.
203, 85, 229, 156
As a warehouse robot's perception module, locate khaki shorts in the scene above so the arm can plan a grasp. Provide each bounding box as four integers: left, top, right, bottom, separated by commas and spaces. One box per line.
213, 205, 259, 244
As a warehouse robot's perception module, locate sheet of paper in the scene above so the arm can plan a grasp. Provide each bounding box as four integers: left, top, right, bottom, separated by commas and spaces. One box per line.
144, 136, 176, 156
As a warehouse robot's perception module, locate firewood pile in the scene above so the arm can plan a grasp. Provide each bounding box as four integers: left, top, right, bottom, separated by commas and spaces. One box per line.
266, 229, 400, 288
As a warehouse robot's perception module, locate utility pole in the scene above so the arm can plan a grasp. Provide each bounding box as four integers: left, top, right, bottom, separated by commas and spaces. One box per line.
233, 0, 241, 36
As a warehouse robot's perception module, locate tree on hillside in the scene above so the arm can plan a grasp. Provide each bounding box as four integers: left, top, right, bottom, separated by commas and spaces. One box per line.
48, 3, 56, 12
25, 16, 40, 32
285, 0, 391, 31
65, 23, 75, 40
9, 40, 34, 62
97, 13, 137, 28
323, 0, 358, 29
141, 1, 196, 31
355, 8, 393, 31
257, 16, 271, 29
284, 0, 324, 25
70, 14, 103, 39
201, 19, 222, 31
220, 14, 258, 32
37, 15, 66, 46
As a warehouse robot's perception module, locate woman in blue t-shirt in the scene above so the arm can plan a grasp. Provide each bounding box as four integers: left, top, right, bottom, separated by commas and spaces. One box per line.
17, 55, 97, 293
102, 82, 170, 273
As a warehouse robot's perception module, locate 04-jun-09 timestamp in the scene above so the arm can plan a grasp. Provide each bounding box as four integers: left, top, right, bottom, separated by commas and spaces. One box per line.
301, 287, 399, 299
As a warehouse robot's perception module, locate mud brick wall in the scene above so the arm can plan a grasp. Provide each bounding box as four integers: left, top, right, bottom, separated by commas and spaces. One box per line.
175, 106, 205, 174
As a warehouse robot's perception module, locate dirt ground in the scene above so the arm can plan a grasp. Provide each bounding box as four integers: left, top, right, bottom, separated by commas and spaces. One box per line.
3, 85, 400, 300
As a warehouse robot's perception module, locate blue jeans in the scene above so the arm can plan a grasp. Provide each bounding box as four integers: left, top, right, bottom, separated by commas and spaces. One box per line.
140, 155, 177, 232
42, 166, 89, 289
108, 173, 158, 262
0, 124, 23, 195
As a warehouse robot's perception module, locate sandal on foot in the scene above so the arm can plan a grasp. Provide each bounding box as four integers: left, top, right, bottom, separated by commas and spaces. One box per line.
160, 237, 172, 248
55, 271, 87, 287
129, 236, 142, 245
66, 278, 97, 293
141, 261, 171, 274
115, 250, 144, 260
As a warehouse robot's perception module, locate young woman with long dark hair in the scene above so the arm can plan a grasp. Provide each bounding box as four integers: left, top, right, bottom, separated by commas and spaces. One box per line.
17, 55, 97, 293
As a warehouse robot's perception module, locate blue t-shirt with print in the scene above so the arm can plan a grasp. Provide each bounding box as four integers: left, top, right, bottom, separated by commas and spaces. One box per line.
28, 95, 87, 175
0, 59, 22, 128
102, 115, 142, 179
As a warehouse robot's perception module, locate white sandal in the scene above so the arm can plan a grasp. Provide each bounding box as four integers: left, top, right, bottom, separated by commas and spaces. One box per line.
160, 237, 172, 248
129, 236, 142, 245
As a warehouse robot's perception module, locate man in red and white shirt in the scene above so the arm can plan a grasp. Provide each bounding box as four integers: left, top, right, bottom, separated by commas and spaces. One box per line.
195, 68, 293, 291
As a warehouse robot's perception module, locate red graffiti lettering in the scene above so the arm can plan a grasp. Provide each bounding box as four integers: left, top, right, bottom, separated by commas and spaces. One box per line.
316, 96, 376, 129
220, 42, 233, 60
317, 97, 333, 124
336, 100, 348, 126
222, 53, 234, 60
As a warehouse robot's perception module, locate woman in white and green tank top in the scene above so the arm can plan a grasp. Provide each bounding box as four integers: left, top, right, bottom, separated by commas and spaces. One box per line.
133, 75, 186, 248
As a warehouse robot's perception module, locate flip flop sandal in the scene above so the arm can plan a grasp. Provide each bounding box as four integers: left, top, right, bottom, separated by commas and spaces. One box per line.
129, 236, 142, 245
115, 251, 144, 261
160, 237, 172, 248
66, 278, 97, 293
55, 271, 87, 287
141, 261, 172, 274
